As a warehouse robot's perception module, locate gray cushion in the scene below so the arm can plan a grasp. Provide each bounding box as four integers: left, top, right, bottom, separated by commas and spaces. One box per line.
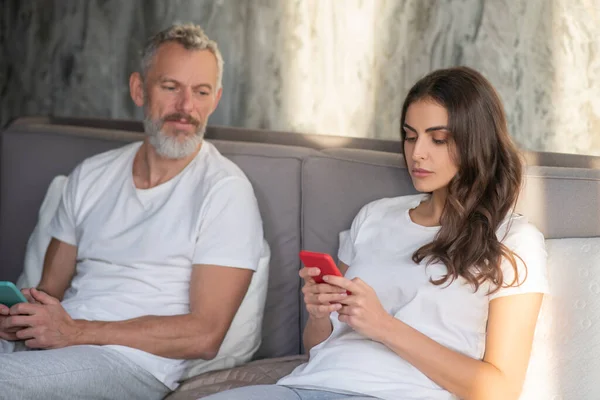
517, 166, 600, 239
0, 126, 135, 283
212, 140, 316, 358
165, 355, 308, 400
301, 148, 417, 258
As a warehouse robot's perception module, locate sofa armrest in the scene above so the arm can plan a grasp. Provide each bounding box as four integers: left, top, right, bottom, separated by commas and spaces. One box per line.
165, 355, 308, 400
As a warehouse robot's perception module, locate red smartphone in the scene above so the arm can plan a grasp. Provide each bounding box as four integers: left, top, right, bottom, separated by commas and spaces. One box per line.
299, 250, 344, 284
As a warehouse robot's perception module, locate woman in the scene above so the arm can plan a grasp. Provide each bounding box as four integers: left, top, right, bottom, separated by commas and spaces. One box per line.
201, 67, 548, 400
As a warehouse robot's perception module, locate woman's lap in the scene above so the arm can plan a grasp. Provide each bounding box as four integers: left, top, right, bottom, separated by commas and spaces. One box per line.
199, 385, 378, 400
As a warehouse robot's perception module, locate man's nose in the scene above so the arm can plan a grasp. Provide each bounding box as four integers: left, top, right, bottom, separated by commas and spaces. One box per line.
176, 88, 194, 114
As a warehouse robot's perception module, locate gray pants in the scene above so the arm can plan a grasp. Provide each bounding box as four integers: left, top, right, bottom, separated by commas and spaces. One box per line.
200, 385, 379, 400
0, 340, 170, 400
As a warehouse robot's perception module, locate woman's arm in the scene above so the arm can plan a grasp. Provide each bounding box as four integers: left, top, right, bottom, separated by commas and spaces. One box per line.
303, 315, 333, 353
327, 275, 543, 400
301, 262, 349, 352
381, 294, 542, 400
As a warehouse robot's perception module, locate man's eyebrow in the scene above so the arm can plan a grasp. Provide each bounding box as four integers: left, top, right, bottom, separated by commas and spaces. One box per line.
193, 83, 213, 90
158, 77, 179, 84
158, 77, 213, 91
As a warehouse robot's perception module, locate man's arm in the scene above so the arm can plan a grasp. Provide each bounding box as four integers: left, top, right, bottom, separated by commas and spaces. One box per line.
77, 263, 252, 359
36, 238, 77, 300
9, 263, 253, 360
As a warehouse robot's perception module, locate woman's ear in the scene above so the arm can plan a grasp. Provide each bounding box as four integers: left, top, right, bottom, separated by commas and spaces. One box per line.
129, 72, 145, 107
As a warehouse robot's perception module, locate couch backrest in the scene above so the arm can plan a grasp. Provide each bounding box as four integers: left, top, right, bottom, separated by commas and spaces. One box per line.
0, 121, 314, 359
300, 147, 600, 263
2, 118, 600, 363
212, 141, 315, 359
298, 148, 600, 333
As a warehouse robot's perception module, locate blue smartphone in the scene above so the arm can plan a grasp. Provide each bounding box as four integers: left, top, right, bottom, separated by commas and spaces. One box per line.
0, 281, 28, 307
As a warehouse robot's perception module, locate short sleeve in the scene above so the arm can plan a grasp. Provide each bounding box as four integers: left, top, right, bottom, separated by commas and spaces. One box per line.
47, 164, 82, 246
338, 203, 371, 266
489, 218, 549, 300
192, 177, 264, 271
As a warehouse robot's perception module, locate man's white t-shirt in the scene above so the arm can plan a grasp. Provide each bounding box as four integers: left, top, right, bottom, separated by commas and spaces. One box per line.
48, 141, 265, 389
278, 193, 549, 400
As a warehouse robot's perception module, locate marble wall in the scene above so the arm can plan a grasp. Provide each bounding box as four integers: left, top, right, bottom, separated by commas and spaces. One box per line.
1, 0, 599, 155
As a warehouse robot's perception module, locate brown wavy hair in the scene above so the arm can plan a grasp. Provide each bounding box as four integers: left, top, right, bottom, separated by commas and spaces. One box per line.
400, 67, 524, 293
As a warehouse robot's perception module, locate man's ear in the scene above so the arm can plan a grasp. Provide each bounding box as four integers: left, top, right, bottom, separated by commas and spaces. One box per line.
129, 72, 145, 107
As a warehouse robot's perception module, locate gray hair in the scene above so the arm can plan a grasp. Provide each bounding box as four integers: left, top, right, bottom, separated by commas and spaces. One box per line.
140, 23, 224, 91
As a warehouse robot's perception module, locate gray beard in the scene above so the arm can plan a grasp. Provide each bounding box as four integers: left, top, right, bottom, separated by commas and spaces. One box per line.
143, 116, 206, 159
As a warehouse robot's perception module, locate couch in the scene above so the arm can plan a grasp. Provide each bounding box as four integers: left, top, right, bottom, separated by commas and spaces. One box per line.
1, 117, 599, 399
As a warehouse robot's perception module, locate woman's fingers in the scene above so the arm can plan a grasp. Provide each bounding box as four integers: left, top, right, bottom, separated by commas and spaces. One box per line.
309, 303, 342, 315
299, 267, 320, 280
303, 292, 348, 307
301, 267, 350, 319
302, 283, 347, 295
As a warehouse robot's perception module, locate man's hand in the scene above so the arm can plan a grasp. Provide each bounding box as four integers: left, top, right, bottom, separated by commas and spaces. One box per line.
4, 288, 80, 349
0, 287, 41, 341
20, 288, 42, 304
0, 304, 20, 341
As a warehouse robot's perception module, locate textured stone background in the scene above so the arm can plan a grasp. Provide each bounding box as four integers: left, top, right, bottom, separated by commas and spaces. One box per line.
1, 0, 599, 155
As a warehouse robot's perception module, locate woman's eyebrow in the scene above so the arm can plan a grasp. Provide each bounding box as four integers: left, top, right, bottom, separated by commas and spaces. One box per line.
403, 123, 450, 133
425, 126, 450, 132
402, 123, 417, 133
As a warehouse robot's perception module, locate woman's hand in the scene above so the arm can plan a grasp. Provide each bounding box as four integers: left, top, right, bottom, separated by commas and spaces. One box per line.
323, 275, 394, 342
299, 267, 348, 319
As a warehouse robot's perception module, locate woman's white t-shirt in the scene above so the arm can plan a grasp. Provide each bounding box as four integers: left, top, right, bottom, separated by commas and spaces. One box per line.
278, 194, 549, 400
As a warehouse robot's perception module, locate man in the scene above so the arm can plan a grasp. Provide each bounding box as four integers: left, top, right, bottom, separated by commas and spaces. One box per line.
0, 24, 267, 399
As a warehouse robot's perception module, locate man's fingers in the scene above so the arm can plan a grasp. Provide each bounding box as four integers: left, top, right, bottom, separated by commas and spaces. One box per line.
0, 330, 18, 341
31, 288, 59, 305
9, 302, 39, 316
3, 315, 33, 329
25, 338, 41, 349
15, 327, 36, 340
20, 288, 36, 303
0, 305, 9, 315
